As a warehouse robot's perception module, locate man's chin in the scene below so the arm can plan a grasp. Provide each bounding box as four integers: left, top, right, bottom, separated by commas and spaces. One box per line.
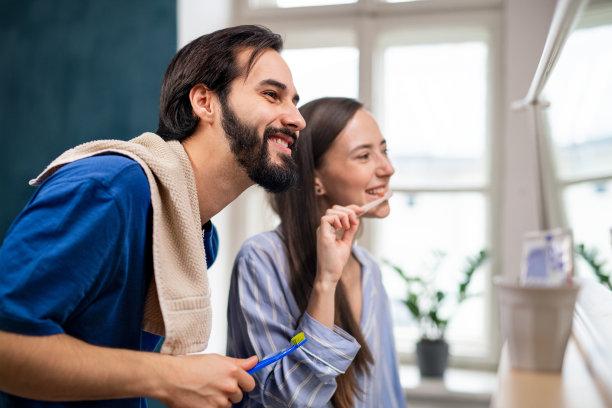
268, 144, 296, 163
255, 178, 297, 193
250, 164, 297, 193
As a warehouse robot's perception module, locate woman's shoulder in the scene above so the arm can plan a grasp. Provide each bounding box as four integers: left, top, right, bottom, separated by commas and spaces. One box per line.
233, 228, 292, 286
238, 229, 285, 255
352, 244, 378, 267
235, 228, 289, 269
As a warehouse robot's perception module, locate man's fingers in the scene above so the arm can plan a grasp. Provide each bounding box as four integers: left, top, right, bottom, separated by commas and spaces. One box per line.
221, 355, 256, 393
234, 355, 258, 371
229, 387, 244, 403
237, 368, 255, 392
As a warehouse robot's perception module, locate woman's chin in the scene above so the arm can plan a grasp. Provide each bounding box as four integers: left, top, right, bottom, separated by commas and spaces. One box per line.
364, 204, 391, 219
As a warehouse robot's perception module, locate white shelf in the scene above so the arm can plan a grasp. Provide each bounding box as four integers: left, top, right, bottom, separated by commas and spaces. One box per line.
400, 364, 495, 405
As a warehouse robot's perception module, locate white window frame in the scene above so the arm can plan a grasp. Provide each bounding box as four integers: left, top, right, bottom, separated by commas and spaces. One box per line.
371, 11, 502, 370
230, 0, 503, 370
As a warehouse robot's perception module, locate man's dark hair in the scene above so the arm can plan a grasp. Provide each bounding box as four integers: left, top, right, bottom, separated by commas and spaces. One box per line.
156, 25, 283, 141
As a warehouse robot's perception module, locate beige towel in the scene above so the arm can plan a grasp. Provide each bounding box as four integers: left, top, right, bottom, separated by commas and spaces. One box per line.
30, 132, 211, 355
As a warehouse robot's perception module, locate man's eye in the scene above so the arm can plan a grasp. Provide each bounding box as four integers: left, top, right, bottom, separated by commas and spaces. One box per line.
264, 91, 278, 99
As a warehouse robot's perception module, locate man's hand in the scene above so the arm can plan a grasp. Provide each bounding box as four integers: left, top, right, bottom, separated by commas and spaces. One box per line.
0, 331, 257, 408
159, 353, 258, 408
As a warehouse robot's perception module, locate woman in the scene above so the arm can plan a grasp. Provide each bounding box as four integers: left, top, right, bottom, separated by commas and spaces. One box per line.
227, 97, 405, 408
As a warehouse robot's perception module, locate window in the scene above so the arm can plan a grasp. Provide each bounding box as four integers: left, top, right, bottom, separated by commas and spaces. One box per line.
233, 0, 501, 368
248, 0, 356, 9
541, 4, 612, 279
374, 25, 493, 360
282, 42, 359, 104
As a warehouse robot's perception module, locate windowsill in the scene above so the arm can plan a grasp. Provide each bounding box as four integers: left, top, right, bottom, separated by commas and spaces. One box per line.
400, 364, 496, 404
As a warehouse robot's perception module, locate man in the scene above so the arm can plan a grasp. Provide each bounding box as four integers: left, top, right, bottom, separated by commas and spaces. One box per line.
0, 25, 305, 407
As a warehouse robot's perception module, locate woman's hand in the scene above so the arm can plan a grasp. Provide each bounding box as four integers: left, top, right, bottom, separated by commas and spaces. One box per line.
307, 205, 362, 329
315, 205, 362, 285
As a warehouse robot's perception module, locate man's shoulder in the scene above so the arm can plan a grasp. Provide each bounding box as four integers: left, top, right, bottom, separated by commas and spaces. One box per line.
37, 154, 151, 211
51, 154, 148, 193
59, 154, 144, 178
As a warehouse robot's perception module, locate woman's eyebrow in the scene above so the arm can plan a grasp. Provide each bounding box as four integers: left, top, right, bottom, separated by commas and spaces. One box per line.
349, 143, 373, 154
347, 139, 387, 155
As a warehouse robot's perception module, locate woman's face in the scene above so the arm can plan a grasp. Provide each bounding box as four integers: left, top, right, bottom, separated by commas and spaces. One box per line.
315, 108, 395, 218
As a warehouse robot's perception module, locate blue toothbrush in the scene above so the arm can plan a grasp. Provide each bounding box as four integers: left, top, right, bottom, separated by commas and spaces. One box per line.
248, 332, 308, 374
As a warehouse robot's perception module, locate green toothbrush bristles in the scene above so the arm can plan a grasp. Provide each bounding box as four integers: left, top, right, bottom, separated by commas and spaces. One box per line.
291, 332, 305, 345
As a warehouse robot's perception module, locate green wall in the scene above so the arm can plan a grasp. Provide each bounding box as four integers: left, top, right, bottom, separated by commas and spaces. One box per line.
0, 0, 176, 240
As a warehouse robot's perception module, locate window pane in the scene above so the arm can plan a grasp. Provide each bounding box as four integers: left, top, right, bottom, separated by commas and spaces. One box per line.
382, 41, 489, 188
544, 23, 612, 180
377, 192, 489, 355
564, 181, 612, 276
282, 47, 359, 106
249, 0, 356, 8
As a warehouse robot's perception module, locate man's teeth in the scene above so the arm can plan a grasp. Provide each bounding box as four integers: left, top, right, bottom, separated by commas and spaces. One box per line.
271, 137, 289, 148
367, 188, 386, 195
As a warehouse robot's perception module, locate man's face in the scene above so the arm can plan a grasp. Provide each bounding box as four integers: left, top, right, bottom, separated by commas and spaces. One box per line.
220, 49, 306, 193
220, 100, 298, 193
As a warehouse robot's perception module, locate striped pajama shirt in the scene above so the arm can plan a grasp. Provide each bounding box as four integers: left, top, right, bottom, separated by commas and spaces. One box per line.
227, 228, 406, 408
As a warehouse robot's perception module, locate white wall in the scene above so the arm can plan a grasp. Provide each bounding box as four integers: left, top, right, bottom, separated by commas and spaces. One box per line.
177, 0, 231, 48
501, 0, 557, 278
177, 0, 233, 355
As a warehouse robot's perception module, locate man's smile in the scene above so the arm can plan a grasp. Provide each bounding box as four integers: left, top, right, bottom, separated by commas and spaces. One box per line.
267, 129, 297, 155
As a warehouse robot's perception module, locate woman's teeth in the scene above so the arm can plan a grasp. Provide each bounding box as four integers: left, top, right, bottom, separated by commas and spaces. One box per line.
366, 188, 386, 196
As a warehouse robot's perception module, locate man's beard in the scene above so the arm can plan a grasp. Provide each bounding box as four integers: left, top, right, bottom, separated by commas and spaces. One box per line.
220, 100, 298, 193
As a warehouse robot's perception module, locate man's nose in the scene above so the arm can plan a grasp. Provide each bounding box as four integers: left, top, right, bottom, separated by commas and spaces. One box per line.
281, 104, 306, 132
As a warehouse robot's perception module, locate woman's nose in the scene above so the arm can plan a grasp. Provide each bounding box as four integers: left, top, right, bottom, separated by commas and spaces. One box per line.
377, 154, 395, 178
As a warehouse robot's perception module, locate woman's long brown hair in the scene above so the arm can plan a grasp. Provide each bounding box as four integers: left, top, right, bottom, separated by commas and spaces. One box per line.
270, 97, 373, 408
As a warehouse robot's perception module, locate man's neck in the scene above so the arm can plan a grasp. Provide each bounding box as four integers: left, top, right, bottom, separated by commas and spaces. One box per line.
181, 130, 253, 224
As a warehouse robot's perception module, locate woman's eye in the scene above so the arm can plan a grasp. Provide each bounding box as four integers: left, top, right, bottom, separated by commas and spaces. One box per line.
357, 153, 370, 160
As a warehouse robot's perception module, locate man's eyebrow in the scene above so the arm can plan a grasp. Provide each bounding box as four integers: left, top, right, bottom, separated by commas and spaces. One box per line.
259, 79, 300, 105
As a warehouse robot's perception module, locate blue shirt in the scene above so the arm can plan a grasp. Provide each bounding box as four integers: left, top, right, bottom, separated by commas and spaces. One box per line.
227, 229, 406, 408
0, 155, 218, 407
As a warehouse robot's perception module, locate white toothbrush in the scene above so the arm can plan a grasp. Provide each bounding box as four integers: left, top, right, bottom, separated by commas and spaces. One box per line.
358, 190, 393, 217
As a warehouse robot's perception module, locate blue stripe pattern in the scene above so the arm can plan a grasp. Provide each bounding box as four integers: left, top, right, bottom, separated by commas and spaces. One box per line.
227, 229, 406, 407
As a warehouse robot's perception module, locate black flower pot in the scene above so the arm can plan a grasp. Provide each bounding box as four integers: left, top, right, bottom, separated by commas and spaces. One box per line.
416, 338, 449, 377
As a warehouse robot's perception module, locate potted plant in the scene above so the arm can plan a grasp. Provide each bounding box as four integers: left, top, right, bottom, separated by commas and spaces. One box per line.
385, 249, 489, 377
575, 243, 611, 290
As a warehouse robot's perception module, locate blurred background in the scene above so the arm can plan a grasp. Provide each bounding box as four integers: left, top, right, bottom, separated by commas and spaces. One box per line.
1, 0, 611, 407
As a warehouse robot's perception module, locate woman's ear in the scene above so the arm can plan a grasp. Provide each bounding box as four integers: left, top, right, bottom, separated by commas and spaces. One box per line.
314, 175, 326, 196
189, 84, 216, 125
